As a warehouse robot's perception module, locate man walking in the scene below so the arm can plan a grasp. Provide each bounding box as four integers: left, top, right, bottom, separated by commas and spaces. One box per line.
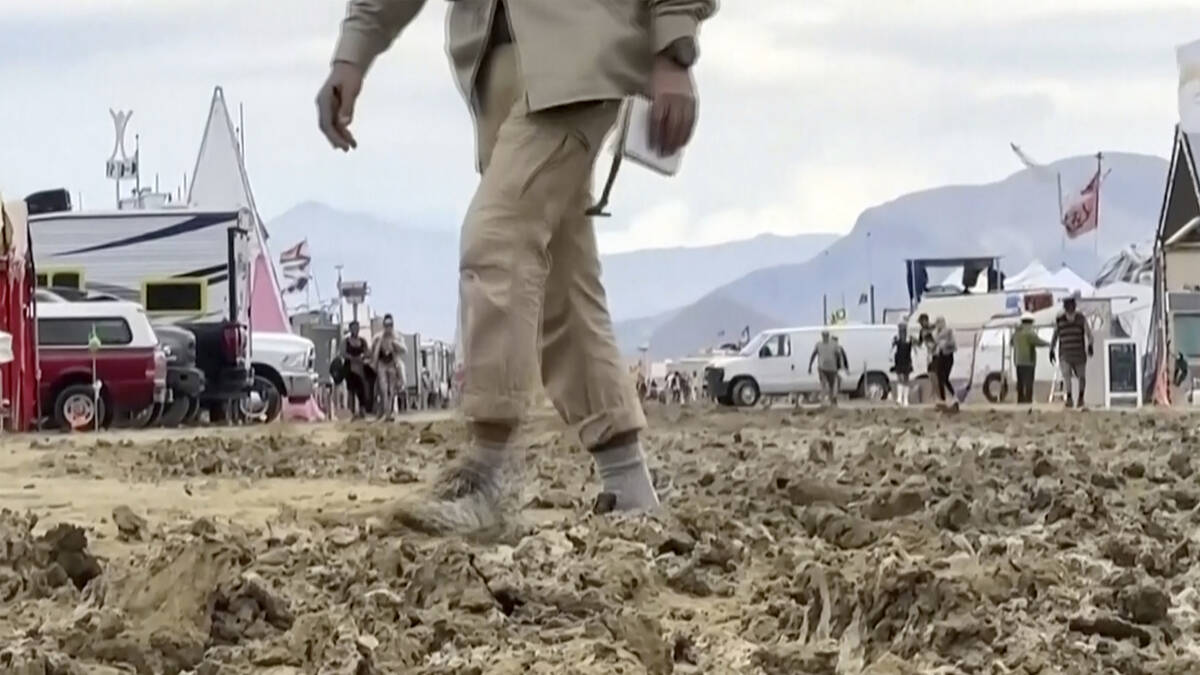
318, 0, 717, 533
1050, 296, 1094, 408
808, 331, 844, 406
1012, 313, 1048, 405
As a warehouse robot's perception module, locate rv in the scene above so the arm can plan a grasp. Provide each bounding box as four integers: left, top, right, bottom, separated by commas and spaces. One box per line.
706, 324, 897, 407
27, 207, 254, 415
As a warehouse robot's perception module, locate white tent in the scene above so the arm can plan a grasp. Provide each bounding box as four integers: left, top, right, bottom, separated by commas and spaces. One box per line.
187, 87, 291, 335
1006, 260, 1051, 288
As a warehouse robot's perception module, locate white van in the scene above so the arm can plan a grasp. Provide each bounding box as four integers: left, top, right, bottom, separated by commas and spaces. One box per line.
705, 324, 898, 407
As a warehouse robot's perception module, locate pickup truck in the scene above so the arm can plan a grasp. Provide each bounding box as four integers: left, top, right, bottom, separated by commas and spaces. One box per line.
41, 287, 205, 427
242, 332, 317, 423
37, 301, 165, 430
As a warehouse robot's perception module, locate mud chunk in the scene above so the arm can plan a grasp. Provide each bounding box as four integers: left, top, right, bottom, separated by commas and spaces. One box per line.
778, 476, 851, 507
326, 527, 359, 548
864, 488, 925, 521
528, 489, 576, 510
1119, 584, 1171, 625
801, 506, 876, 549
1168, 451, 1192, 479
753, 643, 838, 675
808, 438, 834, 463
1068, 615, 1151, 647
40, 524, 101, 590
1122, 462, 1146, 479
604, 611, 672, 675
1169, 489, 1198, 511
1102, 537, 1139, 568
1032, 457, 1056, 478
672, 633, 699, 665
935, 496, 971, 532
656, 528, 696, 557
1091, 473, 1119, 490
112, 505, 147, 541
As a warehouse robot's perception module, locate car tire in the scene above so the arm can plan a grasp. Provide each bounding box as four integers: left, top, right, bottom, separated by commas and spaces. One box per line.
860, 372, 891, 402
731, 378, 760, 407
982, 372, 1008, 403
182, 396, 203, 425
239, 375, 282, 424
54, 384, 107, 432
126, 403, 160, 429
159, 395, 192, 428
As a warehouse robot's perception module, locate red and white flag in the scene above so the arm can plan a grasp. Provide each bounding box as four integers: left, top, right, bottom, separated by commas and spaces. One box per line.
1061, 169, 1100, 239
279, 239, 311, 293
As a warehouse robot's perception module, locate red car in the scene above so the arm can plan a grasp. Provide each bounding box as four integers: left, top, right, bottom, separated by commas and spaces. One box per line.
37, 301, 165, 430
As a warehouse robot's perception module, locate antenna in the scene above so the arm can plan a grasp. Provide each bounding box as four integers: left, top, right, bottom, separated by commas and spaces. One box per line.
238, 102, 246, 160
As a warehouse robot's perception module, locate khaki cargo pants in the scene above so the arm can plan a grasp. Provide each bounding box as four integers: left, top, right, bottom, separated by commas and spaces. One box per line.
457, 43, 646, 448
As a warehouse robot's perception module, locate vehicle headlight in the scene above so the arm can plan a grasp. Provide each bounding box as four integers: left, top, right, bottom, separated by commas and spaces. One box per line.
282, 352, 305, 369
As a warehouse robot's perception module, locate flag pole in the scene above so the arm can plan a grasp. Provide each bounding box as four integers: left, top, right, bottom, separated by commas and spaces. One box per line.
1056, 171, 1065, 268
1095, 151, 1103, 259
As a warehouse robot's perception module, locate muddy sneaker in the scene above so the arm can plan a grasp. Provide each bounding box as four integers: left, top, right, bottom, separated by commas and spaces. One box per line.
389, 458, 518, 537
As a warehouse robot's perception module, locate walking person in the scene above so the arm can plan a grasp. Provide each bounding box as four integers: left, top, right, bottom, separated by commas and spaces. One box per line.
342, 321, 372, 418
1012, 313, 1048, 405
372, 314, 408, 421
1050, 296, 1094, 409
318, 0, 716, 533
808, 331, 844, 407
891, 322, 914, 406
932, 317, 958, 408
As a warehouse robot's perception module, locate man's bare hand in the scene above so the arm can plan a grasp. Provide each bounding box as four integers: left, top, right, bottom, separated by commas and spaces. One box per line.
317, 63, 365, 151
648, 55, 696, 157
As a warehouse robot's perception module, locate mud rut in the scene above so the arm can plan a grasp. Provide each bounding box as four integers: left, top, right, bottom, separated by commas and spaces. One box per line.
2, 406, 1200, 674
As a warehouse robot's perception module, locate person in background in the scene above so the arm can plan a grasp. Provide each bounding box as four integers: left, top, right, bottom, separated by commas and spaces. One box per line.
1050, 296, 1094, 409
808, 331, 843, 406
933, 317, 957, 406
1012, 313, 1048, 405
892, 322, 914, 406
422, 368, 436, 409
372, 314, 408, 421
342, 321, 372, 418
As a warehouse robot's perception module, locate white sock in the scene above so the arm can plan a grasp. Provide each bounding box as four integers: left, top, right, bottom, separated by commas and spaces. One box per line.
591, 442, 660, 512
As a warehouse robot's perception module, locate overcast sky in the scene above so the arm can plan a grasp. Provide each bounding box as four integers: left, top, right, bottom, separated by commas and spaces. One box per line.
2, 1, 1197, 253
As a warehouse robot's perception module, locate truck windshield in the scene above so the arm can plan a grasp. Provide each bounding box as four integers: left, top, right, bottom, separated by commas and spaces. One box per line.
738, 333, 770, 357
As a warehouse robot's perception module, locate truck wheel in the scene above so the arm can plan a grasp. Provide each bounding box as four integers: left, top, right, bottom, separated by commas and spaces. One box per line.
182, 396, 202, 425
159, 396, 192, 428
731, 378, 760, 407
859, 372, 891, 402
239, 375, 282, 423
982, 372, 1008, 403
126, 404, 160, 429
54, 384, 106, 432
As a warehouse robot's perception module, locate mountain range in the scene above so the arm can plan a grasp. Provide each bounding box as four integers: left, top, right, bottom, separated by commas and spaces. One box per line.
265, 202, 835, 340
267, 151, 1168, 357
617, 152, 1168, 357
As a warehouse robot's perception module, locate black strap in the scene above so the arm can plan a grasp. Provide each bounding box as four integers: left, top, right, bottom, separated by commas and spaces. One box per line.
585, 100, 632, 218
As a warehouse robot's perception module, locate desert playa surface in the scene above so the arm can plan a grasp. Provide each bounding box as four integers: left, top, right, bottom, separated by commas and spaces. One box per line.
2, 404, 1200, 674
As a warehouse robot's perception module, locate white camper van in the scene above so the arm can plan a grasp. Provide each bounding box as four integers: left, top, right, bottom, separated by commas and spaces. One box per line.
706, 324, 897, 407
28, 208, 254, 415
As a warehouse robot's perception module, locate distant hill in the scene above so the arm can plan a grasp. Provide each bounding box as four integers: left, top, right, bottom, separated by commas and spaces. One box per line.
266, 201, 835, 339
621, 152, 1168, 358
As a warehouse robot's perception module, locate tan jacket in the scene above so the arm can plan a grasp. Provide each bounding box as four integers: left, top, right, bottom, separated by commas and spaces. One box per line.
333, 0, 717, 113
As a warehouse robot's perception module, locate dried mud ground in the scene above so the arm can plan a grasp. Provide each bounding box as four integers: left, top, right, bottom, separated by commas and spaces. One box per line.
3, 405, 1200, 674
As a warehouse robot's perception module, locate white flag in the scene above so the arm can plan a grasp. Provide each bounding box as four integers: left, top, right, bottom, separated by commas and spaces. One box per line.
1179, 39, 1200, 133
1010, 143, 1057, 183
